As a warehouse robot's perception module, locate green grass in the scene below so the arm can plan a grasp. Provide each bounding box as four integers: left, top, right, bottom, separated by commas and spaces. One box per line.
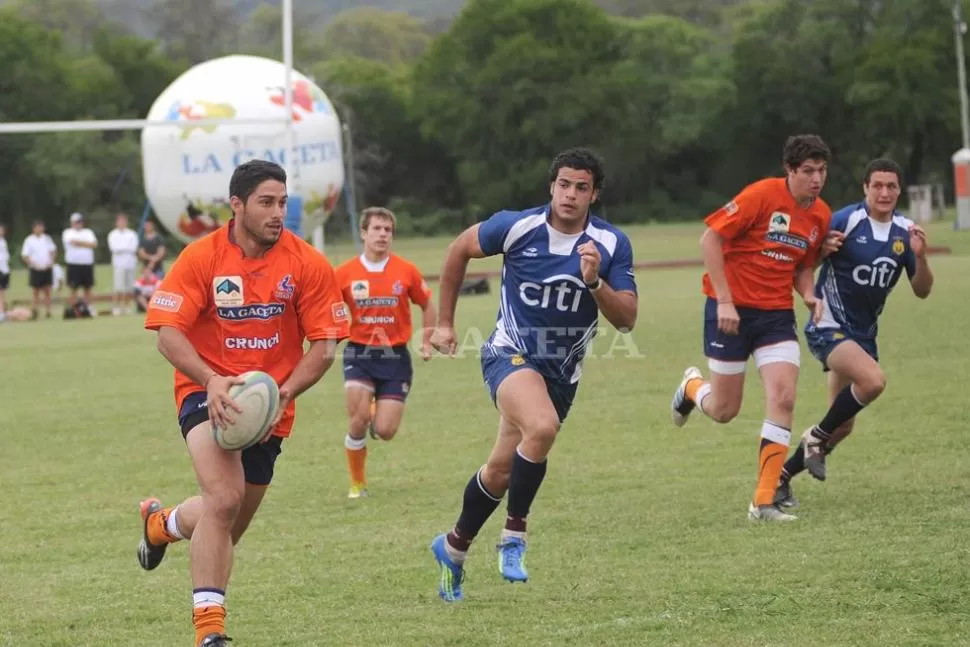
1, 220, 969, 646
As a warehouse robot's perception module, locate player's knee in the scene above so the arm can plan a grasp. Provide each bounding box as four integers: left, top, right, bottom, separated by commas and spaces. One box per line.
349, 410, 371, 434
522, 414, 560, 447
374, 423, 399, 440
856, 369, 886, 402
202, 486, 244, 525
706, 397, 741, 423
764, 383, 796, 416
482, 463, 511, 493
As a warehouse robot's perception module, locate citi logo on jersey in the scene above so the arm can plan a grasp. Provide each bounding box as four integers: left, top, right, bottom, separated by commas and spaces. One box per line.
519, 274, 586, 313
852, 256, 897, 288
225, 332, 281, 350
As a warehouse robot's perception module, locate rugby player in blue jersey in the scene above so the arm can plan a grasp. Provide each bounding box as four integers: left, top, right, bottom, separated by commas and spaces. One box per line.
427, 147, 639, 602
775, 158, 934, 508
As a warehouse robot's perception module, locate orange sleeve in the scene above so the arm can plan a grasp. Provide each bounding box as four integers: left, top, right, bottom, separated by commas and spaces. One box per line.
704, 183, 765, 241
297, 255, 351, 341
407, 263, 432, 308
144, 245, 209, 332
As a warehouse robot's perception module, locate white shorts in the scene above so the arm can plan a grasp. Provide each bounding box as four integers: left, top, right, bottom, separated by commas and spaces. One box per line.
113, 267, 136, 293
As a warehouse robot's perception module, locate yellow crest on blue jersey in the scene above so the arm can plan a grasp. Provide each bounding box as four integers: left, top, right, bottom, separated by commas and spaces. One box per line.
891, 238, 905, 256
832, 332, 845, 340
510, 354, 525, 366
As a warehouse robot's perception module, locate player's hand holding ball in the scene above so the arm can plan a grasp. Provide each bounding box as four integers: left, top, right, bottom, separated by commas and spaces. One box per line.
208, 371, 281, 451
205, 374, 246, 431
430, 325, 458, 357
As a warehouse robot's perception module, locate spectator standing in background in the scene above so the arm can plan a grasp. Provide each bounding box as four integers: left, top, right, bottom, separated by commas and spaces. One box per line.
63, 212, 98, 309
21, 220, 56, 320
108, 212, 140, 315
138, 220, 167, 277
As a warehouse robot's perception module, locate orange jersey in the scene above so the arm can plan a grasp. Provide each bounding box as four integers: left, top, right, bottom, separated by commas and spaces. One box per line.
144, 222, 350, 438
703, 177, 832, 310
335, 254, 432, 347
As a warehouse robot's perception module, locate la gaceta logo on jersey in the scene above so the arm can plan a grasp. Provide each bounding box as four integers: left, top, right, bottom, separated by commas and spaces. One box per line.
519, 274, 586, 313
852, 256, 898, 288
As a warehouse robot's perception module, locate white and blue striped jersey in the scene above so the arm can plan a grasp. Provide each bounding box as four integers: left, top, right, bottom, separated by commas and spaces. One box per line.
477, 205, 637, 384
816, 202, 918, 339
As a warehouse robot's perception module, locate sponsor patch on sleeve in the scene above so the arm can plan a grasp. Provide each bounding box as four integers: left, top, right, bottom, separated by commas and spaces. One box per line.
724, 201, 739, 215
150, 291, 184, 313
332, 301, 350, 322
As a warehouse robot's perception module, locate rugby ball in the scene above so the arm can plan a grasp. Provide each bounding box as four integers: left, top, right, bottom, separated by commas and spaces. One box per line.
212, 371, 281, 451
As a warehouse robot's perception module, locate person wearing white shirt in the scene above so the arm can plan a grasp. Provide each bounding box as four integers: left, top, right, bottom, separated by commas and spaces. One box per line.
62, 212, 98, 308
21, 220, 57, 319
0, 223, 9, 321
107, 212, 140, 315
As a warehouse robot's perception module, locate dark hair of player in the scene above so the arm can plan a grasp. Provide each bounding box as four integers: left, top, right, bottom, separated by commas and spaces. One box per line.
862, 158, 903, 186
229, 159, 288, 204
548, 147, 606, 191
782, 134, 831, 171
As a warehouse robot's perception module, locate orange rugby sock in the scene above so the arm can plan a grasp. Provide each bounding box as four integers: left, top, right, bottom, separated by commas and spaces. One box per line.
193, 604, 226, 646
344, 436, 367, 485
684, 378, 705, 403
753, 420, 791, 506
147, 506, 180, 546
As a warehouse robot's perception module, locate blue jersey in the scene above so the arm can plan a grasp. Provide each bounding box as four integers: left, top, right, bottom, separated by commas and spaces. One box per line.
816, 202, 917, 340
477, 205, 637, 384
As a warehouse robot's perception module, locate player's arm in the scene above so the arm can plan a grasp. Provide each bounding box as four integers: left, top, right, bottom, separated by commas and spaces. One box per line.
436, 223, 487, 329
288, 257, 351, 408
907, 225, 933, 299
581, 236, 638, 333
408, 266, 436, 359
278, 338, 339, 402
700, 228, 733, 304
156, 326, 219, 388
144, 249, 220, 388
700, 188, 764, 305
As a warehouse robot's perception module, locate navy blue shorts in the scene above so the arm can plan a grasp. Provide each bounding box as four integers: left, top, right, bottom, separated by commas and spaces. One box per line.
703, 297, 798, 362
804, 324, 879, 372
177, 391, 284, 486
342, 342, 413, 401
480, 345, 578, 424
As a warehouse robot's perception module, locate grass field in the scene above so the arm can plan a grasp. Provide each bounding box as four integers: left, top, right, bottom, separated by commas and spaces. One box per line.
2, 220, 969, 646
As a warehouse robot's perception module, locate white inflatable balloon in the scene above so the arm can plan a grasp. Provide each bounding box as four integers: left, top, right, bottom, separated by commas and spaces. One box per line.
141, 55, 345, 243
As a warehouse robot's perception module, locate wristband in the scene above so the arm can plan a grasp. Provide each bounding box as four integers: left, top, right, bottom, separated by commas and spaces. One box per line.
586, 278, 603, 292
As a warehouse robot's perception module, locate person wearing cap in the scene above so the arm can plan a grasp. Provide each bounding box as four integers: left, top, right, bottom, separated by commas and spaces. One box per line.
62, 212, 98, 309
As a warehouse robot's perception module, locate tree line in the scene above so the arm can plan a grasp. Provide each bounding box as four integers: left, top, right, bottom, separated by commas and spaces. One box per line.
0, 0, 966, 258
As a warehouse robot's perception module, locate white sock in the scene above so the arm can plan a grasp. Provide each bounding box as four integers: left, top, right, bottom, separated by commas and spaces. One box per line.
761, 420, 791, 445
444, 540, 467, 564
192, 588, 225, 609
344, 435, 366, 450
500, 528, 527, 542
695, 382, 712, 416
166, 506, 183, 539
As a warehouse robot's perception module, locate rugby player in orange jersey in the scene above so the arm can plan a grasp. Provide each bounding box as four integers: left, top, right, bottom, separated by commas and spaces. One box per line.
135, 160, 350, 647
670, 134, 840, 522
335, 207, 435, 498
